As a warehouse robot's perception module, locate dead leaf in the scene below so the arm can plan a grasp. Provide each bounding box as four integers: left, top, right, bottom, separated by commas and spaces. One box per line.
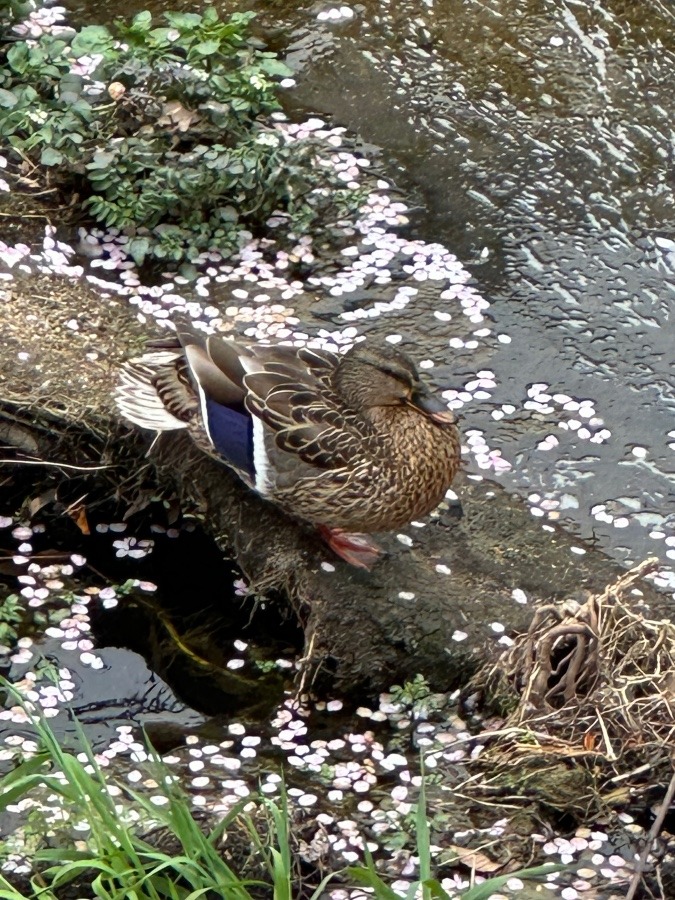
67, 504, 90, 535
165, 497, 181, 525
29, 487, 57, 517
449, 845, 502, 874
158, 100, 200, 132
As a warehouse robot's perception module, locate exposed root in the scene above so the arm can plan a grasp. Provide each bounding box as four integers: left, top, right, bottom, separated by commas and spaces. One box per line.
473, 558, 675, 753
465, 558, 675, 827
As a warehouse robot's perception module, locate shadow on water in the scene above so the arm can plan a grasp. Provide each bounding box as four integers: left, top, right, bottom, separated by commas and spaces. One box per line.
83, 520, 302, 715
0, 468, 303, 751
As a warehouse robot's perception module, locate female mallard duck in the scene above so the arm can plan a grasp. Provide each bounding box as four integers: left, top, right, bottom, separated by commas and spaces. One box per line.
116, 326, 460, 568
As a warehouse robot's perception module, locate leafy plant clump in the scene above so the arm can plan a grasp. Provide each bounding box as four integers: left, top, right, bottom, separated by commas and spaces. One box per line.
0, 678, 334, 900
0, 6, 361, 266
0, 681, 563, 900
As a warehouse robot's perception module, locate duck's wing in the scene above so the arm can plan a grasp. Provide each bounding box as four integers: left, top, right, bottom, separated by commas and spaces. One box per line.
116, 345, 193, 432
179, 335, 371, 492
241, 350, 375, 471
118, 326, 373, 492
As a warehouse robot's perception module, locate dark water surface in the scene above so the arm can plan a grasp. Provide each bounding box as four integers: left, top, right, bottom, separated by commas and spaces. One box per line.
68, 0, 666, 582
257, 0, 675, 589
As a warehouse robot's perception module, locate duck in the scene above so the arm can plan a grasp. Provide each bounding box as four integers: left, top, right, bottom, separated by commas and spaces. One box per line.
116, 325, 461, 568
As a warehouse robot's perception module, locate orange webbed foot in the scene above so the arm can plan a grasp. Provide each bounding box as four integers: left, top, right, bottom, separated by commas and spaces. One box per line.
317, 526, 383, 570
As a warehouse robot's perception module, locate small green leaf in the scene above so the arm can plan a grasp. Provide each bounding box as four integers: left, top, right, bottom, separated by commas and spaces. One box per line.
69, 99, 93, 123
191, 39, 220, 57
58, 73, 84, 104
41, 147, 64, 166
70, 25, 112, 58
15, 84, 38, 103
27, 46, 45, 67
164, 11, 202, 30
230, 11, 256, 28
258, 57, 293, 78
87, 149, 117, 170
148, 27, 173, 45
218, 205, 238, 223
7, 42, 29, 74
130, 10, 152, 32
0, 89, 18, 108
128, 236, 150, 266
202, 7, 219, 26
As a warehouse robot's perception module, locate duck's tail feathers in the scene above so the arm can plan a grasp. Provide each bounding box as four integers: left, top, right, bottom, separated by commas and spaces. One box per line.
116, 351, 188, 433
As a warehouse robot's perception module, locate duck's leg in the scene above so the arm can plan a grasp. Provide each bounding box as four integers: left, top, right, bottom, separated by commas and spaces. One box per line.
317, 526, 383, 570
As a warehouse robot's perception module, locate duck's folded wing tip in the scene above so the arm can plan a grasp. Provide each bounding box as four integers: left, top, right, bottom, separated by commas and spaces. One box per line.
116, 358, 188, 433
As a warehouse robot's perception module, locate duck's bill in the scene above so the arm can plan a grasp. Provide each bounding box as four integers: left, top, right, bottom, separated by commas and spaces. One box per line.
428, 409, 457, 425
411, 392, 457, 425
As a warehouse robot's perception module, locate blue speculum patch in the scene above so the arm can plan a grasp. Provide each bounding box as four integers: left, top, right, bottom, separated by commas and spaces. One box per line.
205, 398, 255, 483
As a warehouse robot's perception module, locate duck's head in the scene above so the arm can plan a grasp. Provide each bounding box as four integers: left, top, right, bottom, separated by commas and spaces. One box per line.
334, 342, 457, 427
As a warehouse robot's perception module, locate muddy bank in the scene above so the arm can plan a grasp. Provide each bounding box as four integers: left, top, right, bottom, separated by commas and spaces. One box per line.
1, 273, 669, 696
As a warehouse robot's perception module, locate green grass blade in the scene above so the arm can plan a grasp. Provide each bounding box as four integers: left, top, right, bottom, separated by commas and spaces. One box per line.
458, 863, 567, 899
305, 868, 344, 900
0, 773, 78, 808
421, 878, 451, 899
416, 756, 431, 895
125, 784, 256, 899
266, 782, 291, 877
0, 873, 31, 900
206, 797, 251, 845
0, 751, 50, 787
269, 847, 291, 900
347, 866, 402, 900
42, 858, 123, 886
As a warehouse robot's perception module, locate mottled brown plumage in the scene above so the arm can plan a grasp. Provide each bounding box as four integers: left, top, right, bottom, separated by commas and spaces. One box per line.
116, 327, 461, 567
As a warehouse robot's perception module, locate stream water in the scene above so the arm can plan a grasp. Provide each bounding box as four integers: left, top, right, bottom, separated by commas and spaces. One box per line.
273, 0, 675, 589
53, 0, 675, 597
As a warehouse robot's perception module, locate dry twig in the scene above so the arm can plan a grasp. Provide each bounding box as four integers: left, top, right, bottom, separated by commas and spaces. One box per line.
625, 762, 675, 900
470, 558, 675, 787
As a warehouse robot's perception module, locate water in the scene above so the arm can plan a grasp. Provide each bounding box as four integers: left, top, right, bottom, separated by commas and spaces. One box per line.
272, 0, 675, 586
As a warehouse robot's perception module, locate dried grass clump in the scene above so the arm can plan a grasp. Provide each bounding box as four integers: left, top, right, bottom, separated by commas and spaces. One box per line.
471, 559, 675, 767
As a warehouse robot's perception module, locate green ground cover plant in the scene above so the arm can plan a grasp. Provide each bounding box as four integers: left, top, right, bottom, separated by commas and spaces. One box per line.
0, 5, 362, 268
